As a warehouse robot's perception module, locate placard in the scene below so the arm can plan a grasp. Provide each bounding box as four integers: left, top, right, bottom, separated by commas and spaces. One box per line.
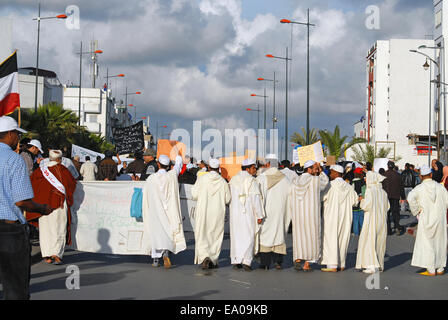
373, 158, 389, 173
297, 141, 324, 165
156, 139, 187, 161
112, 121, 144, 154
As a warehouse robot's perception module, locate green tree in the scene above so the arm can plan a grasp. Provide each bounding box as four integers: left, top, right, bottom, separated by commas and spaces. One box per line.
318, 125, 365, 158
18, 103, 114, 155
290, 127, 320, 146
351, 144, 395, 164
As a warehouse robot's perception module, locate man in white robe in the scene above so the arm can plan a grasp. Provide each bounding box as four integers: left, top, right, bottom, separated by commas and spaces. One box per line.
280, 159, 299, 184
256, 156, 292, 270
407, 165, 448, 276
291, 160, 329, 272
191, 158, 231, 269
142, 154, 186, 268
321, 165, 359, 272
356, 171, 390, 274
229, 159, 265, 271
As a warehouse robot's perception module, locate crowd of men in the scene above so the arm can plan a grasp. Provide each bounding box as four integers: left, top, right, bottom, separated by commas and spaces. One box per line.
0, 115, 447, 300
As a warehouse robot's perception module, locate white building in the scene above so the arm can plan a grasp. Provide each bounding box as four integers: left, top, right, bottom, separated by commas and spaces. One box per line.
18, 68, 63, 109
63, 86, 128, 142
351, 39, 437, 168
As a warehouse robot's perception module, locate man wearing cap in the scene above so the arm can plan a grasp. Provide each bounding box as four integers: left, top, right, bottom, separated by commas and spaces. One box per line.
20, 139, 43, 176
191, 158, 231, 269
142, 153, 186, 268
321, 165, 359, 272
0, 116, 54, 299
256, 155, 293, 270
291, 159, 329, 272
229, 159, 265, 271
407, 165, 448, 276
29, 150, 77, 265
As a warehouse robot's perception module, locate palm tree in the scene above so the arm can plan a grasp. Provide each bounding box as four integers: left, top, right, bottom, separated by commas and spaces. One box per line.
318, 125, 365, 158
19, 103, 114, 154
351, 144, 394, 164
291, 127, 319, 146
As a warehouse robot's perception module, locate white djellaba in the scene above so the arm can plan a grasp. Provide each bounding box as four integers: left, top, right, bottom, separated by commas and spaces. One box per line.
355, 171, 390, 274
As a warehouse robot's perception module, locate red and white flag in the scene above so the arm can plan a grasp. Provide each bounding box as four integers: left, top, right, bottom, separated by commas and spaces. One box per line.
0, 51, 20, 116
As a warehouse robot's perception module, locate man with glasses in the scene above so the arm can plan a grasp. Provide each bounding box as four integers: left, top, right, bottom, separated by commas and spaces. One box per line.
0, 116, 53, 300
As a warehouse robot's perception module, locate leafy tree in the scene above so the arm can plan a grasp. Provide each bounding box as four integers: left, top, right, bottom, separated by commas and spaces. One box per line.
16, 103, 114, 156
318, 125, 365, 158
351, 144, 398, 164
290, 127, 320, 146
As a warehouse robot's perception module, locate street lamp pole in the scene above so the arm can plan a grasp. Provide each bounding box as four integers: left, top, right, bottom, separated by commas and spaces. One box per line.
266, 49, 291, 160
281, 9, 315, 145
410, 49, 439, 165
33, 3, 67, 113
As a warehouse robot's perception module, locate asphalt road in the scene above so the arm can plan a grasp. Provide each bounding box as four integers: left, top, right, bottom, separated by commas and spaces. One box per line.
10, 212, 445, 301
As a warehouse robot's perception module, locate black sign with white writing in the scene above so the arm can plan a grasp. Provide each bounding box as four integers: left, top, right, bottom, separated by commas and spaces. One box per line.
112, 121, 144, 154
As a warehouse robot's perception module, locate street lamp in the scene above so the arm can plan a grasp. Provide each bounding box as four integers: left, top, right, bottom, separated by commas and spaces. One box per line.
258, 74, 279, 129
77, 43, 103, 126
123, 89, 142, 126
156, 122, 168, 146
104, 70, 125, 97
421, 44, 446, 163
245, 106, 261, 130
281, 9, 316, 145
32, 3, 67, 112
250, 93, 268, 130
410, 49, 439, 165
266, 48, 292, 160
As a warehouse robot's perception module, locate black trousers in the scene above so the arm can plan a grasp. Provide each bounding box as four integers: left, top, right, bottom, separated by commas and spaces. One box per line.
0, 222, 31, 300
259, 252, 283, 267
387, 198, 401, 233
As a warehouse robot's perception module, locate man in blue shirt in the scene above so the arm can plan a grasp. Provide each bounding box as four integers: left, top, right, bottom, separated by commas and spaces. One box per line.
0, 116, 53, 300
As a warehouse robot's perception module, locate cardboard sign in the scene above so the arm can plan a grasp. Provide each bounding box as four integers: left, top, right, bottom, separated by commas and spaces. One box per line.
326, 155, 336, 166
156, 139, 187, 161
297, 141, 324, 165
112, 121, 145, 154
219, 156, 246, 181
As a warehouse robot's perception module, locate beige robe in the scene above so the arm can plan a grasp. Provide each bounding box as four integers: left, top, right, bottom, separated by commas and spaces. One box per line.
191, 171, 231, 265
291, 172, 329, 262
407, 179, 448, 271
229, 171, 265, 266
356, 172, 390, 271
321, 177, 359, 268
142, 156, 186, 258
256, 168, 292, 254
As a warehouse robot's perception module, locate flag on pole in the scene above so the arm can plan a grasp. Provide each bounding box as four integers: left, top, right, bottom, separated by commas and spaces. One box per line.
0, 51, 20, 116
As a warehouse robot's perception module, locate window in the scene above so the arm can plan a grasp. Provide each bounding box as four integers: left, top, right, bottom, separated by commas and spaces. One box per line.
436, 9, 442, 28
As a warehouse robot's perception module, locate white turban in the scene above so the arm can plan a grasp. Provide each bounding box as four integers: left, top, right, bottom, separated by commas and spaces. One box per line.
242, 159, 256, 167
420, 165, 432, 176
209, 158, 220, 169
330, 164, 344, 174
49, 150, 62, 161
304, 160, 316, 169
158, 155, 170, 166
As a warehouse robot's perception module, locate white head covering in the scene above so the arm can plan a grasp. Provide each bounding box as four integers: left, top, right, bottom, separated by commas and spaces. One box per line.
158, 155, 170, 166
265, 154, 278, 160
304, 160, 316, 169
242, 159, 256, 167
330, 164, 344, 174
366, 171, 386, 186
420, 165, 432, 176
209, 158, 220, 169
29, 139, 43, 153
49, 150, 63, 160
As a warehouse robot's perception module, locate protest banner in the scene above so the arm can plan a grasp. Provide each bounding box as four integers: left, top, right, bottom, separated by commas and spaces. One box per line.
219, 155, 246, 181
326, 155, 336, 166
69, 182, 215, 255
297, 141, 325, 165
112, 121, 144, 154
156, 139, 187, 161
71, 144, 104, 162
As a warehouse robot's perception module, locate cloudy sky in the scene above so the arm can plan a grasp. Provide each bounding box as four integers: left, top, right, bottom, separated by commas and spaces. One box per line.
1, 0, 434, 156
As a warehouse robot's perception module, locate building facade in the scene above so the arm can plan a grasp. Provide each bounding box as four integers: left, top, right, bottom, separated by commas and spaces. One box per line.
355, 39, 437, 168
